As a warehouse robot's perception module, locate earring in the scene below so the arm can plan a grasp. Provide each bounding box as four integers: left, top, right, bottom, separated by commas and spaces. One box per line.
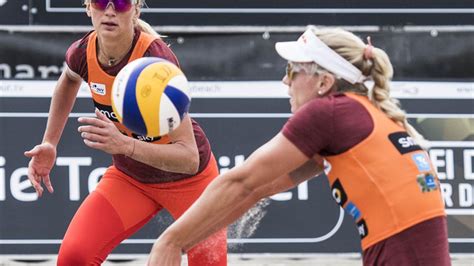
318, 90, 324, 95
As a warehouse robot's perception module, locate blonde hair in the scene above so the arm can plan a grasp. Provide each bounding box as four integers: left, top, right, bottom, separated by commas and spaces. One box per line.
307, 26, 427, 147
83, 0, 162, 38
136, 19, 161, 38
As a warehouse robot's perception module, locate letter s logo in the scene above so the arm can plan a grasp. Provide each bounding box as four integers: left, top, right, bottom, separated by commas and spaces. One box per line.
388, 132, 422, 154
398, 136, 416, 148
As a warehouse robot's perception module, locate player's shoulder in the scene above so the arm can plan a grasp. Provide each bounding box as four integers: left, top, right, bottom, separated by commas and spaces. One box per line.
148, 38, 171, 54
66, 30, 94, 60
311, 93, 361, 108
304, 93, 341, 110
68, 31, 93, 53
297, 93, 365, 120
65, 31, 94, 80
145, 36, 179, 66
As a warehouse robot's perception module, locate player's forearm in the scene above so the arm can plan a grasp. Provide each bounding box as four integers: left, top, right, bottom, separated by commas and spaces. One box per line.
43, 71, 82, 146
123, 115, 200, 174
257, 157, 324, 198
129, 138, 199, 174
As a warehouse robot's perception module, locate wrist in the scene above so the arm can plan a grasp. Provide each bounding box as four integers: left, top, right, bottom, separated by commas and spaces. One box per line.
127, 138, 136, 157
41, 141, 57, 149
159, 228, 185, 252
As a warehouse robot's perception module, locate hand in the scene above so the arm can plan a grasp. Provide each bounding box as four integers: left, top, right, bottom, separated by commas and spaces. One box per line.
78, 109, 133, 155
147, 238, 182, 266
24, 142, 56, 197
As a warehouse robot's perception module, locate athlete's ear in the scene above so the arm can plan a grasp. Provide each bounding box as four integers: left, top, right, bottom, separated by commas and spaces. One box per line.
85, 4, 92, 17
134, 5, 141, 20
318, 73, 336, 95
131, 6, 140, 27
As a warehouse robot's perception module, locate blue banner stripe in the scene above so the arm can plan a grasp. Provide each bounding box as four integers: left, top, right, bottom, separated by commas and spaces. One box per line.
164, 85, 190, 120
122, 58, 160, 135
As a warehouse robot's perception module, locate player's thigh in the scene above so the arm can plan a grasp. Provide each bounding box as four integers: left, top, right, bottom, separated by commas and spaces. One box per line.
58, 171, 161, 264
160, 156, 220, 217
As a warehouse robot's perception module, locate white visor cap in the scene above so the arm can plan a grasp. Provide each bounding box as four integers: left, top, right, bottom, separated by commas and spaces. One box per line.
275, 29, 366, 84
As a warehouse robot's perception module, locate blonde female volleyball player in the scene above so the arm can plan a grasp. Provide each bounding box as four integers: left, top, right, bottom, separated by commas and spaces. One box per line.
148, 26, 450, 266
23, 0, 226, 265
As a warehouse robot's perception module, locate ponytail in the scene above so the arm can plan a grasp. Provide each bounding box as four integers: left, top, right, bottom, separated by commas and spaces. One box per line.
367, 48, 428, 147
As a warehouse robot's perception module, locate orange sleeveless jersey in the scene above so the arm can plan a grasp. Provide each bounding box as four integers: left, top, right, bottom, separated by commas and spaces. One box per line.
325, 93, 445, 250
86, 31, 170, 144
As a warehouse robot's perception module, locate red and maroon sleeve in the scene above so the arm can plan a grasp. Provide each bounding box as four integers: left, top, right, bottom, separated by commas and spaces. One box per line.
65, 33, 90, 81
282, 94, 374, 157
282, 98, 335, 158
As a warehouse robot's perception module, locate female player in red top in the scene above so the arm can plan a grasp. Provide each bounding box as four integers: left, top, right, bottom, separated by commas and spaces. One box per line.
24, 0, 227, 265
148, 26, 450, 266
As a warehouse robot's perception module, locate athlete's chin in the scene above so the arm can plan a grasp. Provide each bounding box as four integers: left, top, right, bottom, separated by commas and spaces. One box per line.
99, 27, 121, 38
290, 105, 298, 113
289, 100, 296, 113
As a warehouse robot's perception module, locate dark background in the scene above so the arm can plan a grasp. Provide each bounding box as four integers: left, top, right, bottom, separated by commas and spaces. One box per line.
0, 0, 473, 25
0, 0, 473, 258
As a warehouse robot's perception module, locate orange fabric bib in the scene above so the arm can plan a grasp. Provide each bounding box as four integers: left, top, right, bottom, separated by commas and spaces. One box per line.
325, 93, 445, 250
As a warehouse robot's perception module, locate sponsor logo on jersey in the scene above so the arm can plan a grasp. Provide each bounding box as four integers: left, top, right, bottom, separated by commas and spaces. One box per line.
331, 179, 348, 207
93, 101, 118, 122
90, 82, 106, 96
345, 201, 362, 221
388, 131, 422, 154
357, 219, 369, 239
412, 153, 431, 172
131, 133, 162, 142
417, 172, 438, 193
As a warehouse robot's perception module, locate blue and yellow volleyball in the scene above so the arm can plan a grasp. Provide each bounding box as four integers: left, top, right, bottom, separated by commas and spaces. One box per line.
111, 57, 191, 137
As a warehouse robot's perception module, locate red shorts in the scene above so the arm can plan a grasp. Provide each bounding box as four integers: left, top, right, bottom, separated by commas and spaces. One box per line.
57, 155, 227, 266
